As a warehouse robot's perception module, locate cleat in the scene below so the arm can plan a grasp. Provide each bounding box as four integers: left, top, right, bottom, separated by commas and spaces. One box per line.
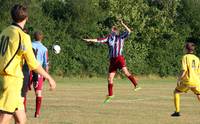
104, 95, 114, 103
171, 112, 180, 117
134, 86, 141, 91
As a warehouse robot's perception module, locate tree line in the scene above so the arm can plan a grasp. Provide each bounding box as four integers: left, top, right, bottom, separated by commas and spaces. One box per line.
0, 0, 200, 77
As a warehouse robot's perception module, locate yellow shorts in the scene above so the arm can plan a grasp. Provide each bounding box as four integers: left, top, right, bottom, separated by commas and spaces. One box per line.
0, 75, 24, 113
176, 82, 200, 95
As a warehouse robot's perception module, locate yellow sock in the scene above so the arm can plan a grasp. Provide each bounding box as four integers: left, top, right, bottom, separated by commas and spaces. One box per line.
174, 93, 180, 112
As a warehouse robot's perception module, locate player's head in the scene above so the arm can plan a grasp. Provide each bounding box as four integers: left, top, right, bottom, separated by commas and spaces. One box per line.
11, 4, 28, 23
185, 42, 195, 53
34, 31, 43, 41
111, 26, 119, 35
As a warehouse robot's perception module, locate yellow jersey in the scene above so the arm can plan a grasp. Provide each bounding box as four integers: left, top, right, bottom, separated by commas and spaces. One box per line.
181, 54, 200, 86
0, 24, 39, 78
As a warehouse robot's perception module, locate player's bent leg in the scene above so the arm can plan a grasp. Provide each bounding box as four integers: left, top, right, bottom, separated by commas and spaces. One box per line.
122, 67, 141, 91
121, 67, 131, 77
104, 72, 116, 103
0, 112, 13, 124
14, 110, 26, 124
190, 87, 200, 102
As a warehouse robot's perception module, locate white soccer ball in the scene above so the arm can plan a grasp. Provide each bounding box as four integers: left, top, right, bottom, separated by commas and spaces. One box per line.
52, 44, 61, 54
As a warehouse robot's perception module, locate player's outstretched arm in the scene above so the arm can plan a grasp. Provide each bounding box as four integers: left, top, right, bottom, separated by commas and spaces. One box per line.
120, 19, 132, 34
33, 65, 56, 90
83, 38, 98, 42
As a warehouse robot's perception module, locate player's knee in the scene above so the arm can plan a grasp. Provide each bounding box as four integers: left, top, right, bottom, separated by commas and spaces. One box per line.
0, 118, 9, 124
125, 73, 131, 77
35, 90, 42, 97
173, 90, 177, 94
122, 68, 130, 75
15, 117, 26, 124
174, 89, 181, 94
0, 120, 9, 124
23, 117, 27, 124
19, 119, 26, 124
123, 70, 131, 77
107, 77, 113, 84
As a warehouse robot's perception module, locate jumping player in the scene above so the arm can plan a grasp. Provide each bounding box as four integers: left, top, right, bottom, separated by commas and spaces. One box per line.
0, 4, 56, 124
171, 42, 200, 117
29, 31, 49, 118
83, 19, 141, 103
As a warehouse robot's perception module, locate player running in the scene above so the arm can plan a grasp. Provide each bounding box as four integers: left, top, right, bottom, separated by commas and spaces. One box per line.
83, 19, 141, 103
29, 31, 49, 118
0, 4, 56, 124
171, 42, 200, 117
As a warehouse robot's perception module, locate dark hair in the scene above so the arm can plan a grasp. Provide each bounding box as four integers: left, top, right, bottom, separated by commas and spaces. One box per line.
34, 31, 43, 41
11, 4, 28, 23
185, 42, 195, 53
112, 26, 118, 31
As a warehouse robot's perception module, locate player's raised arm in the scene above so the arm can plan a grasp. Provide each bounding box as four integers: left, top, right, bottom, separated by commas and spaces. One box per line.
120, 19, 132, 34
83, 37, 108, 44
83, 38, 98, 42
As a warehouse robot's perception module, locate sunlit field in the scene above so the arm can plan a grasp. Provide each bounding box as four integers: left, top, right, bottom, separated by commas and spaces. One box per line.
17, 77, 200, 124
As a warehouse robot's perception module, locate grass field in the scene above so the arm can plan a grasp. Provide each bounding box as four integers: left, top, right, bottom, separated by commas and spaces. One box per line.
20, 77, 200, 124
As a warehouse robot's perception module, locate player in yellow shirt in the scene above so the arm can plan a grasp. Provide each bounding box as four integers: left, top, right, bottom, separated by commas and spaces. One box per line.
171, 42, 200, 117
0, 4, 56, 124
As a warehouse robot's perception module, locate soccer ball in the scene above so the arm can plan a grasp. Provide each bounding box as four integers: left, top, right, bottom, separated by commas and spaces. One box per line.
52, 44, 61, 54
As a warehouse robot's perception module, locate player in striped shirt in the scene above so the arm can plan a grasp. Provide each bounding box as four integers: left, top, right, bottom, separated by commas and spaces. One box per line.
83, 19, 141, 103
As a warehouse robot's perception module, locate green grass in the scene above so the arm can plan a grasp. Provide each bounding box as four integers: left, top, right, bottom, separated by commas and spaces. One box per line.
21, 78, 200, 124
